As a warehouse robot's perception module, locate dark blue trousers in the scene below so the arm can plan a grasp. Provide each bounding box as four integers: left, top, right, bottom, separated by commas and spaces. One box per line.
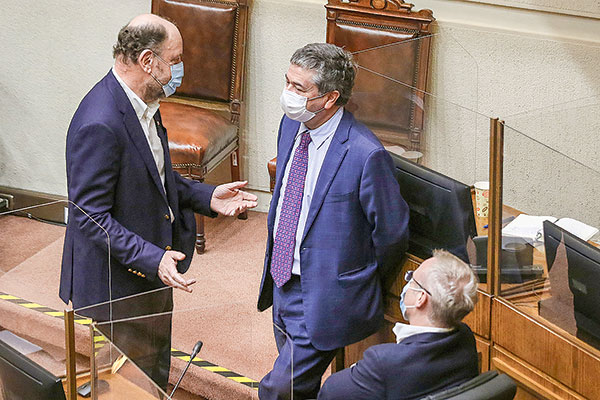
259, 276, 337, 400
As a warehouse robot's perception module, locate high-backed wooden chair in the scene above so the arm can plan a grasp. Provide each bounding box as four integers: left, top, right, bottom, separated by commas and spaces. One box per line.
152, 0, 250, 253
326, 0, 435, 151
268, 0, 434, 190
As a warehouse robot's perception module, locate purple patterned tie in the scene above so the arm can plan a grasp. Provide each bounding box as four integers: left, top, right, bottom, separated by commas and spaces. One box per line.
271, 131, 312, 288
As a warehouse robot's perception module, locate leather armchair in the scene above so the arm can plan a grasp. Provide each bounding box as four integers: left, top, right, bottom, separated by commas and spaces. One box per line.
152, 0, 250, 253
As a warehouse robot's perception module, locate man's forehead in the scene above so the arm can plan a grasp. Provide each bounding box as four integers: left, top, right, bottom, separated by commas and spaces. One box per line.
287, 64, 315, 84
415, 257, 435, 278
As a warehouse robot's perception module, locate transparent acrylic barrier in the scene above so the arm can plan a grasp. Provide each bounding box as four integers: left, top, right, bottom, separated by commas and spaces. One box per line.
0, 201, 111, 398
88, 290, 283, 399
500, 106, 600, 349
350, 30, 492, 291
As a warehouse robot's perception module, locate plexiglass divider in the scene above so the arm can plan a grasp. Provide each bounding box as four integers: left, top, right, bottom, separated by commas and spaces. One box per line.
0, 201, 109, 400
87, 293, 275, 399
500, 99, 600, 349
349, 30, 493, 294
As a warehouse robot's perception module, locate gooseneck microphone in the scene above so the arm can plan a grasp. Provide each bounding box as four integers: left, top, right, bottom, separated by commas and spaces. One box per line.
169, 340, 203, 398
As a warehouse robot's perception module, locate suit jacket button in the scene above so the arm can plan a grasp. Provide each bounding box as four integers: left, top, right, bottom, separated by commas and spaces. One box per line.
164, 214, 170, 220
137, 272, 143, 276
165, 245, 172, 251
128, 268, 132, 272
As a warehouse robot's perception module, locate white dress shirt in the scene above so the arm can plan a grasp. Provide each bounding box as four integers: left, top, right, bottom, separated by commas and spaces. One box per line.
273, 107, 344, 275
392, 322, 453, 343
112, 68, 174, 221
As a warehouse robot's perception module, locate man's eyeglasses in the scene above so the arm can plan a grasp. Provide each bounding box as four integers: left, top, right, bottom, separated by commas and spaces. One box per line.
404, 270, 431, 296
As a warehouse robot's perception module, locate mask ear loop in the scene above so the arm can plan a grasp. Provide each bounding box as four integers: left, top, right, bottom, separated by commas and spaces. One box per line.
147, 51, 170, 87
306, 92, 329, 115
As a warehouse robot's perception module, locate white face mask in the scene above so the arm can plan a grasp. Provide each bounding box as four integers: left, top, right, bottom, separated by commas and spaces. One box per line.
280, 89, 326, 123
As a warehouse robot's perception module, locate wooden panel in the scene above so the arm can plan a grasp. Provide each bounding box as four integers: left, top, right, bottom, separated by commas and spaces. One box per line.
475, 335, 490, 373
462, 290, 492, 339
386, 254, 421, 298
492, 346, 586, 400
492, 298, 600, 399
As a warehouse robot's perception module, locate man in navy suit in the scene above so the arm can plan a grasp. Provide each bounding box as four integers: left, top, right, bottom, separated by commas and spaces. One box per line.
59, 14, 257, 390
318, 250, 480, 400
258, 43, 409, 399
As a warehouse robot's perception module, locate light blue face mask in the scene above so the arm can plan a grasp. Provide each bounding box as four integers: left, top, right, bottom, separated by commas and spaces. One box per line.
151, 52, 184, 97
399, 281, 426, 320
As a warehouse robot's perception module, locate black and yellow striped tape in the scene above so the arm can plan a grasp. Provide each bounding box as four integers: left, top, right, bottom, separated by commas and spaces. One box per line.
0, 291, 259, 389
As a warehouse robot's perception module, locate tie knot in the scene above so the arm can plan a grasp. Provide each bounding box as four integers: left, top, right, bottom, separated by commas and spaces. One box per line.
300, 131, 311, 147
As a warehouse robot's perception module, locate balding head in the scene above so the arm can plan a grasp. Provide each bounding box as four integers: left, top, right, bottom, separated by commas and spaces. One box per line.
112, 13, 184, 103
113, 14, 181, 65
129, 13, 181, 42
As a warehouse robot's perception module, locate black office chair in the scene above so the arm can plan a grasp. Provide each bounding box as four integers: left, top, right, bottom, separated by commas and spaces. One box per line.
421, 371, 517, 400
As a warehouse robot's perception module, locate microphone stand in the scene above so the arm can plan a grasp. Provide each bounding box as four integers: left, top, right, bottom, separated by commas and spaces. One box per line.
169, 340, 203, 399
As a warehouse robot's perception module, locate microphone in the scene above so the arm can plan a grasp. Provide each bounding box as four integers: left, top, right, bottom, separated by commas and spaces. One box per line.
169, 340, 203, 398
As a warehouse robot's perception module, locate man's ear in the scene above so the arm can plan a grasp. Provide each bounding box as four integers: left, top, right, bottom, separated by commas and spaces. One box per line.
138, 49, 154, 73
415, 291, 428, 309
324, 90, 340, 109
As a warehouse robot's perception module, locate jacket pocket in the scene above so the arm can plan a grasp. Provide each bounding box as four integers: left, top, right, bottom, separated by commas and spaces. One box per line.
337, 262, 377, 287
324, 190, 355, 203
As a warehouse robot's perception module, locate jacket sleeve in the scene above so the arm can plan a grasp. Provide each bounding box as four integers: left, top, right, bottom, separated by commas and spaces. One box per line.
173, 171, 217, 217
66, 122, 164, 279
318, 347, 386, 400
359, 147, 410, 278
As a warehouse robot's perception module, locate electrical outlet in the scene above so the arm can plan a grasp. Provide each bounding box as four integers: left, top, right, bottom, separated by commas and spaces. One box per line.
0, 193, 14, 210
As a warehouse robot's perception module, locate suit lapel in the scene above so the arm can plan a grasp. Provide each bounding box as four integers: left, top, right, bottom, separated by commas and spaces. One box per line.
106, 72, 169, 205
301, 110, 352, 241
155, 110, 179, 216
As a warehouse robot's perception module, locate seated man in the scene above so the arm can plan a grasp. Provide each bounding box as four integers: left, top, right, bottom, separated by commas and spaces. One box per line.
318, 250, 479, 400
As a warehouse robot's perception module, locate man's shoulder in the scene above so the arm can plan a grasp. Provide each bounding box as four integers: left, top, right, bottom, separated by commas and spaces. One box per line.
73, 73, 123, 126
344, 111, 385, 152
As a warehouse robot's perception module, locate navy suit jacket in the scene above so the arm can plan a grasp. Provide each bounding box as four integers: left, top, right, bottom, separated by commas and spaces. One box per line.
318, 323, 479, 400
60, 71, 215, 318
258, 110, 409, 351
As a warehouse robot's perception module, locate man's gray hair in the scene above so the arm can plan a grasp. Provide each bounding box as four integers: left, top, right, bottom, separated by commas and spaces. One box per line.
113, 23, 167, 64
290, 43, 357, 106
425, 250, 479, 327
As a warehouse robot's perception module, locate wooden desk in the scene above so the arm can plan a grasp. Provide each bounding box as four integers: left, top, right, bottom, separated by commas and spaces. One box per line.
63, 365, 162, 400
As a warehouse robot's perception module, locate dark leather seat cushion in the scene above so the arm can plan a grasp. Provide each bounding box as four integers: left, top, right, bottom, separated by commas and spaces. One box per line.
161, 102, 237, 169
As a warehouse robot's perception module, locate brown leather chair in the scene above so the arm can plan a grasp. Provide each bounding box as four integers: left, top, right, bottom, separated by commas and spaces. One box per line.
268, 0, 434, 190
152, 0, 250, 253
326, 0, 435, 151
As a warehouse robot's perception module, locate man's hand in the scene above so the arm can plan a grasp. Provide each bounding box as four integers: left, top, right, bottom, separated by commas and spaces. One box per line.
210, 181, 258, 217
158, 251, 196, 293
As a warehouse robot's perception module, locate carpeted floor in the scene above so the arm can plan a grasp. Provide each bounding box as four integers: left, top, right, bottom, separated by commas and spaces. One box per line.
0, 211, 282, 399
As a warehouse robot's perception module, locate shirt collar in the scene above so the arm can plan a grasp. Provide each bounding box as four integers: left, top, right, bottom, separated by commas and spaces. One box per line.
112, 67, 159, 121
299, 107, 344, 149
392, 322, 453, 343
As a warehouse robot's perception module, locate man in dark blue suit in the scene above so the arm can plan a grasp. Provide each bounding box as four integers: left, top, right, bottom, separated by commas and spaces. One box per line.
318, 250, 480, 400
258, 43, 409, 399
59, 14, 257, 390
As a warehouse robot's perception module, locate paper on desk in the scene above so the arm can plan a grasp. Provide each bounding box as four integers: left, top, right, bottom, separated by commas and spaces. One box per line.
555, 218, 599, 241
501, 214, 557, 241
